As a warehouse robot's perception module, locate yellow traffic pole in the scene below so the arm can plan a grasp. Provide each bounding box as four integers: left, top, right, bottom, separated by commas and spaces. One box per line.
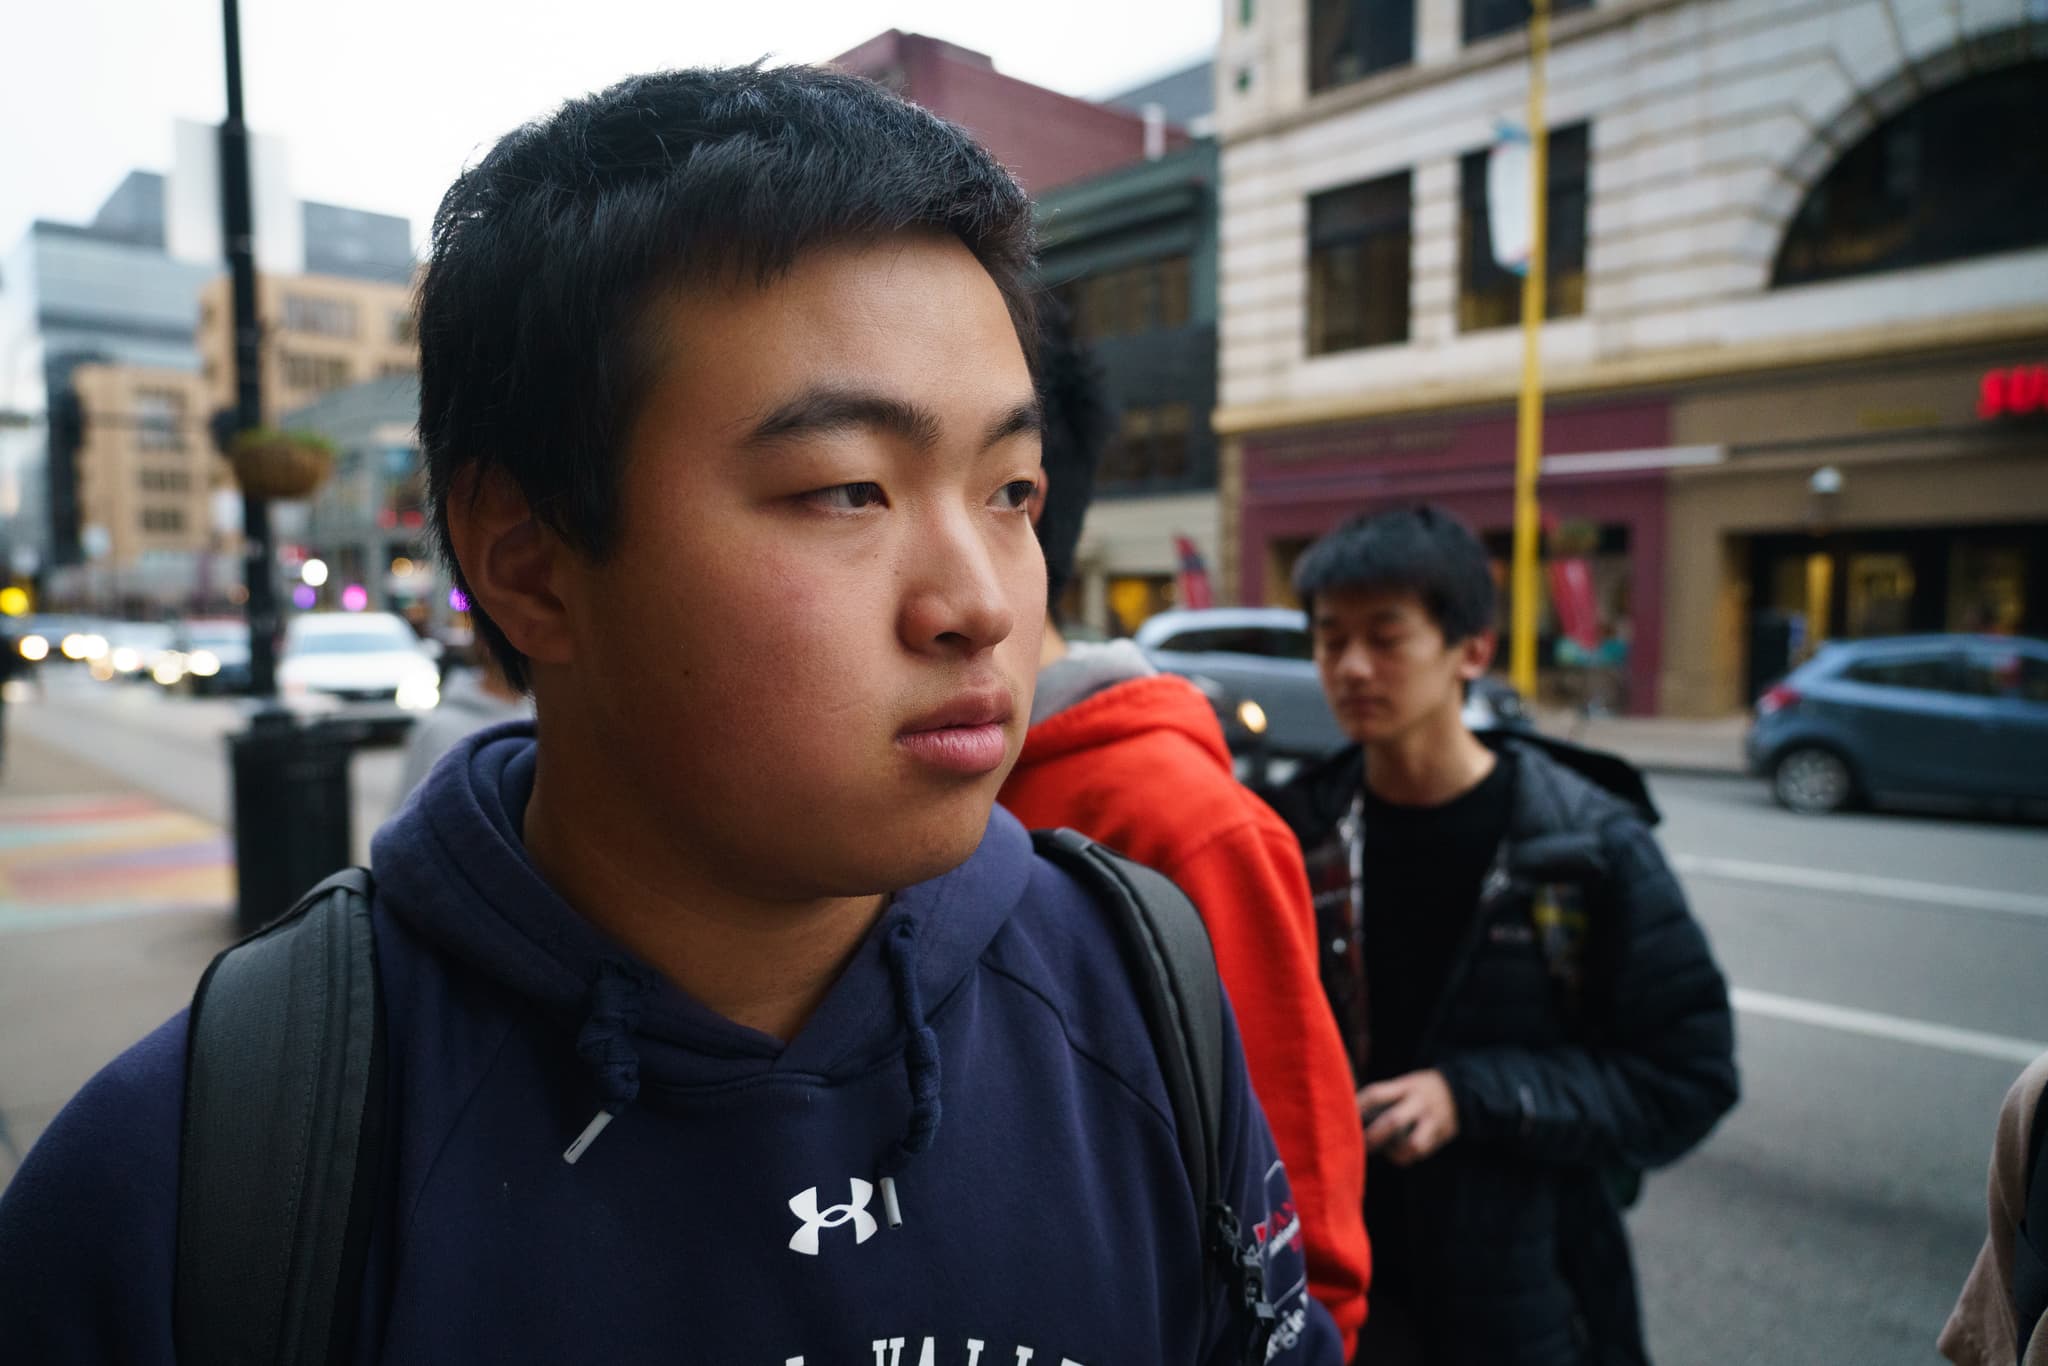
1510, 0, 1552, 700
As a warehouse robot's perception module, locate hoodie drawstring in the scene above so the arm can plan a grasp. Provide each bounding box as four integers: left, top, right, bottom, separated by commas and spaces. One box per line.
877, 915, 943, 1226
563, 961, 650, 1164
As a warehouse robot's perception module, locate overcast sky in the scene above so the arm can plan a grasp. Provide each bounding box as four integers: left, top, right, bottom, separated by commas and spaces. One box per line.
3, 0, 1220, 259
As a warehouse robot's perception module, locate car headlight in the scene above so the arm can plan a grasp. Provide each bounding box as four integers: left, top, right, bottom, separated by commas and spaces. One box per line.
187, 650, 221, 678
111, 647, 141, 673
19, 634, 48, 662
82, 634, 109, 661
395, 673, 441, 711
152, 655, 186, 686
1236, 698, 1269, 735
60, 633, 89, 660
88, 657, 116, 681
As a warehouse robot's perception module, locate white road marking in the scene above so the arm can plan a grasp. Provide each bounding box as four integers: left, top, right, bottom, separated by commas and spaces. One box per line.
1733, 988, 2046, 1065
1672, 853, 2048, 922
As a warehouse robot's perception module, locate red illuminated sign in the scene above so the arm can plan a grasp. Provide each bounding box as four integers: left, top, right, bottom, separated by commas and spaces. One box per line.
1978, 365, 2048, 419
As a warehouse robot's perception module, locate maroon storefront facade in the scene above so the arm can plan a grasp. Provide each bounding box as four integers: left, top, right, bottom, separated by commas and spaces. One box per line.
1239, 397, 1674, 715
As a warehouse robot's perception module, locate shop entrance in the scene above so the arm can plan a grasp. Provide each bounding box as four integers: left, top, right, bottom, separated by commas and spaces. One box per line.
1745, 522, 2048, 700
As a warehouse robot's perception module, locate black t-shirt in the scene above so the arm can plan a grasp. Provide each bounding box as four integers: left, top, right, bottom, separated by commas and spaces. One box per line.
1359, 750, 1518, 1083
1359, 751, 1517, 1300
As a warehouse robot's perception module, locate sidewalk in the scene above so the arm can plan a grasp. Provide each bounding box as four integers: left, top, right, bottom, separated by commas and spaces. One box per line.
0, 725, 235, 1189
1531, 709, 1751, 778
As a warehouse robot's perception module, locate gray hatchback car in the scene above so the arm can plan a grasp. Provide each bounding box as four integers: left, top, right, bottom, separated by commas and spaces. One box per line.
1746, 634, 2048, 813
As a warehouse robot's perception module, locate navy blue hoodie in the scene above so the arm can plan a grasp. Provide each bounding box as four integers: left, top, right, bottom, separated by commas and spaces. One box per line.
0, 726, 1340, 1363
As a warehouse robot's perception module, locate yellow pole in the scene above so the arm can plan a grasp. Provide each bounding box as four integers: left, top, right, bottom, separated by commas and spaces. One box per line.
1510, 0, 1551, 699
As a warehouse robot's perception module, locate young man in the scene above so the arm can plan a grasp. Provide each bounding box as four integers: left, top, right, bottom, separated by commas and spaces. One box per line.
1268, 505, 1738, 1366
0, 67, 1338, 1363
998, 305, 1370, 1354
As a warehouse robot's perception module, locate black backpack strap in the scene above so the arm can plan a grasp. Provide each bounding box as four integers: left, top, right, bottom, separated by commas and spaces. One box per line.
1031, 829, 1275, 1364
176, 868, 385, 1366
2014, 1072, 2048, 1360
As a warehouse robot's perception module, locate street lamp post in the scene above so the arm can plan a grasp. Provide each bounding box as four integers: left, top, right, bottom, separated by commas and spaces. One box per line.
218, 0, 357, 931
221, 0, 278, 699
1508, 0, 1553, 702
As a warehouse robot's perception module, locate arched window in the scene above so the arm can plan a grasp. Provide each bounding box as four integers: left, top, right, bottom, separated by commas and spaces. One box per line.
1772, 60, 2048, 288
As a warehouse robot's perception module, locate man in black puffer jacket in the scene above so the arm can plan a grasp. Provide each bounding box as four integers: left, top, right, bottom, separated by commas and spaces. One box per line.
1265, 505, 1738, 1366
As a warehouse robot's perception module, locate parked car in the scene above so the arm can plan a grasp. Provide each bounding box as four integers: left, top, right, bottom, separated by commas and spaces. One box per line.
96, 621, 176, 683
280, 612, 441, 713
159, 617, 253, 695
1133, 607, 1533, 768
1747, 634, 2048, 814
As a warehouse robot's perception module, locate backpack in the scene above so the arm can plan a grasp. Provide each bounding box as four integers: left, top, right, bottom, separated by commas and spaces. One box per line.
173, 831, 1275, 1365
2016, 1076, 2048, 1361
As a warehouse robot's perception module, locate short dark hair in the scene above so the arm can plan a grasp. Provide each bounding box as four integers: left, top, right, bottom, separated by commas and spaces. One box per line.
1291, 504, 1497, 643
1031, 296, 1113, 618
418, 65, 1039, 687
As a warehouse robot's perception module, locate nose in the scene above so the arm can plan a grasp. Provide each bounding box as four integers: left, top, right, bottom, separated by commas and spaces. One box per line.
1329, 638, 1373, 684
897, 501, 1021, 658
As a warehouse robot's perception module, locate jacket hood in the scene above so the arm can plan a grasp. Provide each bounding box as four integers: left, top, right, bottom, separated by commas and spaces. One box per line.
369, 722, 1032, 1168
1016, 671, 1233, 774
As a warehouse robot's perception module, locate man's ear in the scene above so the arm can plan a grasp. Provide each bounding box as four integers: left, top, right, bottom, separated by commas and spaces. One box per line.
443, 465, 575, 669
1457, 629, 1498, 682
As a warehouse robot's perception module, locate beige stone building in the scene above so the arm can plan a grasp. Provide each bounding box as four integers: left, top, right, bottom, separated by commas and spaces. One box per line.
69, 363, 221, 597
1213, 0, 2048, 715
199, 271, 418, 425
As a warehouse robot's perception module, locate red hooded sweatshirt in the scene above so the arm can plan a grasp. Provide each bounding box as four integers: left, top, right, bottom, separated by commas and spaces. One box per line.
1002, 666, 1370, 1353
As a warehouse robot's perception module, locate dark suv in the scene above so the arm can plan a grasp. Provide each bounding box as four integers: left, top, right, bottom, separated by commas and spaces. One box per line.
1747, 634, 2048, 813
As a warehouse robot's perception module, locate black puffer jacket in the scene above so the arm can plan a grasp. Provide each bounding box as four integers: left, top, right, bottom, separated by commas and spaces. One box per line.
1268, 735, 1739, 1366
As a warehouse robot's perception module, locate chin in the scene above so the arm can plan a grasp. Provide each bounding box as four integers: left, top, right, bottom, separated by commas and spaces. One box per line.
815, 794, 996, 895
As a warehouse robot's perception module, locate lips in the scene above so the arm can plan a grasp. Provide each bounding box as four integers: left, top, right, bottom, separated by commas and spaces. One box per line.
898, 687, 1015, 776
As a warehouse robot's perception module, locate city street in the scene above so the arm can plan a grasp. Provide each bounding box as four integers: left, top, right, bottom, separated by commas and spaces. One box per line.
3, 673, 2045, 1363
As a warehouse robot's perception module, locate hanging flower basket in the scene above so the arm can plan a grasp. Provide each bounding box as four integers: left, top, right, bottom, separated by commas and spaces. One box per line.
228, 428, 336, 500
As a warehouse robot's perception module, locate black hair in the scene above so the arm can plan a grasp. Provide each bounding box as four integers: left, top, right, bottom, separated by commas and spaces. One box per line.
1030, 295, 1113, 618
1291, 503, 1497, 643
418, 64, 1040, 688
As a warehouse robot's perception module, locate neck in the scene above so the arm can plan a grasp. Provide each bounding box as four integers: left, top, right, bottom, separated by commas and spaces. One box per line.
522, 741, 885, 1043
1039, 619, 1069, 669
1363, 702, 1497, 808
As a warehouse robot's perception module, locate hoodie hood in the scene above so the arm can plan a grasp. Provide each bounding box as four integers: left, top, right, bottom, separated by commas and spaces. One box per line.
1017, 669, 1234, 774
1028, 638, 1155, 726
370, 722, 1031, 1168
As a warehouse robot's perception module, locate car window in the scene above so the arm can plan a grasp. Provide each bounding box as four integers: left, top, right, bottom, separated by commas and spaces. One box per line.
1842, 652, 1966, 693
1162, 626, 1308, 658
289, 627, 417, 655
1968, 648, 2048, 702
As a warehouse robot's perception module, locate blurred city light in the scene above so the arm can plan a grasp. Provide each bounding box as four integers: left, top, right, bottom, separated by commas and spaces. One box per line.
341, 584, 369, 612
391, 556, 415, 577
0, 586, 28, 617
188, 651, 222, 678
449, 587, 471, 612
19, 634, 49, 662
301, 558, 330, 588
292, 584, 317, 610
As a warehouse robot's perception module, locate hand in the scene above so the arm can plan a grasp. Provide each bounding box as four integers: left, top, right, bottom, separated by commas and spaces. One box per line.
1357, 1070, 1459, 1167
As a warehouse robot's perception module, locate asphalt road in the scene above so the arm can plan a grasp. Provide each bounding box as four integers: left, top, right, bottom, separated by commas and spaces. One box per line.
1629, 775, 2048, 1366
10, 671, 2047, 1364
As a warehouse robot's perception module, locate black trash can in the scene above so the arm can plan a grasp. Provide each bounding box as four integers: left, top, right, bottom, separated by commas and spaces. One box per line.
227, 710, 364, 933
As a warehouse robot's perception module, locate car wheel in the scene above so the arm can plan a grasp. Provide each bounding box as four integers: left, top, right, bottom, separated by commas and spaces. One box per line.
1773, 746, 1855, 814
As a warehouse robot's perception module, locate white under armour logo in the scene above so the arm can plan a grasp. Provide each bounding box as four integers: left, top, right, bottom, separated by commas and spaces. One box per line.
787, 1179, 879, 1256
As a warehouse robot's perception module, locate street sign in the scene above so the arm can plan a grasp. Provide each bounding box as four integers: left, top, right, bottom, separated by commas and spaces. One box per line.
1488, 121, 1534, 276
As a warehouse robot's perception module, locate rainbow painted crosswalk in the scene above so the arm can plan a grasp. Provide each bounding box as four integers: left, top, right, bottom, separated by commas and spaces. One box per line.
0, 794, 232, 933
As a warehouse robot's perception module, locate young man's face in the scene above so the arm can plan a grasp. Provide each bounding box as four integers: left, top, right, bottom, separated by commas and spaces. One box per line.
1311, 587, 1493, 747
554, 232, 1045, 899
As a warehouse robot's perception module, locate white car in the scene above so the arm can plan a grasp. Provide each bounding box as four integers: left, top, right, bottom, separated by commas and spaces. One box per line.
280, 612, 440, 712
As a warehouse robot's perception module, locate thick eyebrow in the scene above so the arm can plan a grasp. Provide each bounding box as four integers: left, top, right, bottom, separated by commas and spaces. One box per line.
740, 385, 1040, 454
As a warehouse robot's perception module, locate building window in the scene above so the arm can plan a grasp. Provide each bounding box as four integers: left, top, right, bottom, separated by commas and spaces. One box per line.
141, 506, 187, 534
1464, 0, 1591, 44
1310, 0, 1414, 92
1458, 123, 1589, 332
135, 388, 186, 451
281, 352, 353, 394
283, 294, 360, 339
1102, 402, 1194, 487
1308, 172, 1412, 354
1061, 255, 1196, 343
1773, 61, 2048, 288
138, 469, 192, 494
